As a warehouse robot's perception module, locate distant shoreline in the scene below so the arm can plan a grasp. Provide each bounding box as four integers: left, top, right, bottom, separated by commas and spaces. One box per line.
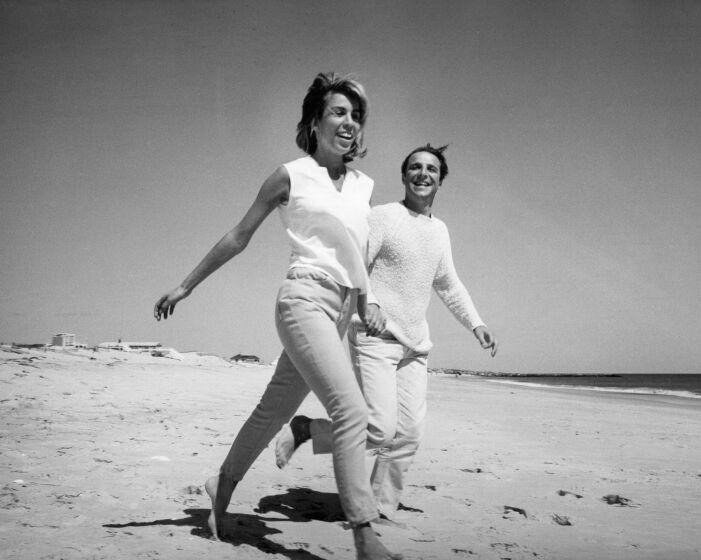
433, 369, 701, 400
432, 368, 622, 377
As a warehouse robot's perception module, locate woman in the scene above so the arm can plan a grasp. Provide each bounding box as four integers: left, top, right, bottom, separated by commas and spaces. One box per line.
154, 72, 400, 560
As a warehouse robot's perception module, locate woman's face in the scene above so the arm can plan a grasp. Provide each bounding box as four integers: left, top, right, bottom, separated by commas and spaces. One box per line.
314, 92, 362, 158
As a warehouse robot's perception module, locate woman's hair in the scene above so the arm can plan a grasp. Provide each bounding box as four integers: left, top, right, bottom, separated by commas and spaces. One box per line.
400, 143, 449, 182
296, 72, 369, 162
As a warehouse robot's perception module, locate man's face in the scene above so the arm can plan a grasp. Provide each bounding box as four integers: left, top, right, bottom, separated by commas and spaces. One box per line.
402, 151, 441, 202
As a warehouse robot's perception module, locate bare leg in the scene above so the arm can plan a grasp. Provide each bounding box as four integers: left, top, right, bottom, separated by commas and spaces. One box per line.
204, 474, 238, 540
353, 523, 403, 560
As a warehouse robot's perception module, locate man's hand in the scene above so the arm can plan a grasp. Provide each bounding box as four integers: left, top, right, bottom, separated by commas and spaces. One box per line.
474, 326, 498, 357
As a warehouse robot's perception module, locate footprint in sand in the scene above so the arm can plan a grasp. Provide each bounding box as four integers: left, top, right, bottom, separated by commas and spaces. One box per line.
409, 484, 437, 492
397, 502, 423, 513
502, 505, 527, 519
1, 488, 24, 509
601, 494, 637, 507
557, 489, 583, 499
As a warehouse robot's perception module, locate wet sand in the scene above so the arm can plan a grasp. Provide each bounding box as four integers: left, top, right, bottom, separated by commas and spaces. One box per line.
1, 347, 699, 559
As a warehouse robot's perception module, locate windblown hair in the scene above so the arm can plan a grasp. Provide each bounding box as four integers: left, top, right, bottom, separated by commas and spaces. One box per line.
401, 143, 449, 182
295, 72, 369, 162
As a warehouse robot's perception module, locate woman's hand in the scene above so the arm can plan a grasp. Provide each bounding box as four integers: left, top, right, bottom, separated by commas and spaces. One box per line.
362, 303, 387, 337
473, 326, 498, 357
154, 285, 191, 321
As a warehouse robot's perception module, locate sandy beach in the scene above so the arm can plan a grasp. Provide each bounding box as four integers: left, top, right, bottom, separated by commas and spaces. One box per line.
1, 347, 699, 560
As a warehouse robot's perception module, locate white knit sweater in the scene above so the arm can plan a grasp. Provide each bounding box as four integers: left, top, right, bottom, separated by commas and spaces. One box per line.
366, 202, 485, 353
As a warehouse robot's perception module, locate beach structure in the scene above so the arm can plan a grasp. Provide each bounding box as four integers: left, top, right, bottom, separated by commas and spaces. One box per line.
52, 333, 75, 347
11, 342, 47, 349
230, 354, 261, 364
123, 342, 162, 351
98, 341, 161, 352
98, 342, 131, 351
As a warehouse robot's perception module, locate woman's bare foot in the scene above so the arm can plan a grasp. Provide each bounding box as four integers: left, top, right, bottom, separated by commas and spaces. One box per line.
353, 522, 403, 560
204, 474, 238, 540
275, 415, 312, 468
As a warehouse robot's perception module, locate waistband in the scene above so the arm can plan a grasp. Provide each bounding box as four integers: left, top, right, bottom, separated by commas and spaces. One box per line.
286, 266, 346, 292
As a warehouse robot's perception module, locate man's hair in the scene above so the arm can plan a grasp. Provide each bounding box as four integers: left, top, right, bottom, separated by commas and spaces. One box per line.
295, 72, 369, 163
401, 144, 449, 182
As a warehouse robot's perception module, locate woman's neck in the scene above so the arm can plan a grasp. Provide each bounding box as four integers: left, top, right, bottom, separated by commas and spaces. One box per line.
312, 152, 345, 179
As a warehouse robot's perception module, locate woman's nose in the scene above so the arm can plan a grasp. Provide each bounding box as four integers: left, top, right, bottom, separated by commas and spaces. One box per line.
343, 113, 357, 127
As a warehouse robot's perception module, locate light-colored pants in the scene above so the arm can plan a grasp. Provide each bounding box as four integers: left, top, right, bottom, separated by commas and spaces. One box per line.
219, 268, 377, 525
311, 320, 428, 517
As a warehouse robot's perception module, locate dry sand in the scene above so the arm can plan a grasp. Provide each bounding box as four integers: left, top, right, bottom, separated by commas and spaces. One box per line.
1, 347, 699, 559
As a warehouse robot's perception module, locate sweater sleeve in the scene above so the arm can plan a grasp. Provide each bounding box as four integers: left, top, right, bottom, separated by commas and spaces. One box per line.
432, 227, 485, 331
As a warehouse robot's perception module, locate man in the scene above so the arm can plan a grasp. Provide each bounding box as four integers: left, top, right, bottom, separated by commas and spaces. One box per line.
276, 144, 498, 520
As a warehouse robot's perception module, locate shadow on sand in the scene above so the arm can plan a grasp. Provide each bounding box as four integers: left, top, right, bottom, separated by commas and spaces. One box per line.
256, 486, 345, 522
103, 487, 345, 559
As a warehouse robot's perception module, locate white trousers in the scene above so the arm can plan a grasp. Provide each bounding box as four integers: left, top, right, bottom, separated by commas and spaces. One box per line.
311, 320, 428, 517
219, 268, 377, 525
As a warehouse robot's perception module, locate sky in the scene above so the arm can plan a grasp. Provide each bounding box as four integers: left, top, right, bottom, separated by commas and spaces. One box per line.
1, 0, 700, 373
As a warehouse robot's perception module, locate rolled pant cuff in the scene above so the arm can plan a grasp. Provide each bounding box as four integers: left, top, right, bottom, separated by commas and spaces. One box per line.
310, 418, 333, 454
347, 513, 381, 527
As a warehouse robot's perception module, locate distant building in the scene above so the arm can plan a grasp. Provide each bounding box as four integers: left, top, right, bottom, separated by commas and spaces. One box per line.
123, 342, 161, 351
230, 354, 261, 364
52, 333, 75, 347
12, 342, 46, 349
98, 341, 161, 352
98, 342, 131, 351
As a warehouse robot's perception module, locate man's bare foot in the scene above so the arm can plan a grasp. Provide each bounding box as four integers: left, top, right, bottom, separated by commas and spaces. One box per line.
204, 474, 238, 540
275, 415, 312, 468
353, 522, 403, 560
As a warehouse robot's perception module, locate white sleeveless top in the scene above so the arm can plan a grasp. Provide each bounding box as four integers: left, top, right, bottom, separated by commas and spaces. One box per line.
279, 156, 374, 295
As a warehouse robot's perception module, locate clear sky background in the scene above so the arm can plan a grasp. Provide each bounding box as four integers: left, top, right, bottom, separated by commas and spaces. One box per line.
2, 1, 699, 373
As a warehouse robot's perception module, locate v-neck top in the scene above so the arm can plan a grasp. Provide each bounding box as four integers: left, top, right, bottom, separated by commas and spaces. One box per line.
279, 156, 375, 295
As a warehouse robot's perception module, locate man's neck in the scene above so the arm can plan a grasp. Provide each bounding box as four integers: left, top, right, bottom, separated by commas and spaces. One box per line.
402, 198, 432, 217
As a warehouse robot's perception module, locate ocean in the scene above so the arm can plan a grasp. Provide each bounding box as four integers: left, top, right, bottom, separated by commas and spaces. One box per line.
466, 374, 701, 400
